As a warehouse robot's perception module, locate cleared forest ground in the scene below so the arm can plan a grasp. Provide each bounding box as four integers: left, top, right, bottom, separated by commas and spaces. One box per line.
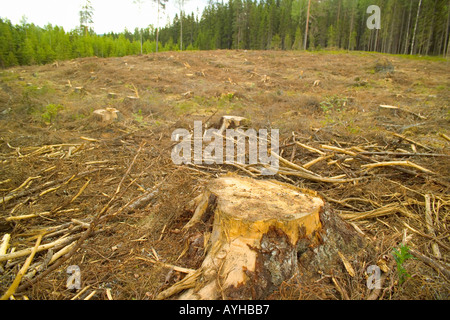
0, 50, 449, 300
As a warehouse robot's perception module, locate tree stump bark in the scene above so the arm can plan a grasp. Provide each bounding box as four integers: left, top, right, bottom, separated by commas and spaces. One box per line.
166, 175, 324, 300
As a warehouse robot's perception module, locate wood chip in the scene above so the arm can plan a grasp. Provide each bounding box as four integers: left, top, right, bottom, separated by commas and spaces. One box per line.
337, 251, 355, 277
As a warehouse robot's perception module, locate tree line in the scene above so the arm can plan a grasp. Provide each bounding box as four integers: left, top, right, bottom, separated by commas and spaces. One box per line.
1, 0, 449, 68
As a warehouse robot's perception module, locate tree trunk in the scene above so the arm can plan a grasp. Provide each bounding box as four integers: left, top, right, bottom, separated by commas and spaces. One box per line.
347, 3, 355, 51
411, 0, 423, 55
156, 175, 371, 300
425, 0, 437, 56
304, 0, 311, 50
180, 10, 183, 50
444, 0, 450, 57
159, 176, 323, 300
140, 29, 143, 55
404, 0, 413, 55
156, 0, 160, 53
336, 0, 342, 48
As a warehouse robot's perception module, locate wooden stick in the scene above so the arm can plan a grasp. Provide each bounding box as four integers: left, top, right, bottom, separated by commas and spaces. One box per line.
1, 235, 42, 300
340, 203, 414, 221
332, 277, 349, 300
70, 178, 91, 203
134, 256, 196, 274
424, 195, 441, 259
320, 145, 357, 157
49, 241, 77, 265
276, 169, 365, 184
392, 133, 433, 152
0, 234, 81, 262
70, 285, 91, 300
379, 105, 427, 120
295, 141, 326, 156
39, 186, 61, 197
271, 151, 321, 176
0, 169, 102, 205
360, 151, 450, 158
84, 290, 97, 300
409, 249, 450, 279
399, 219, 450, 252
9, 176, 41, 194
439, 133, 450, 142
290, 133, 297, 162
303, 155, 333, 169
15, 145, 144, 294
106, 288, 113, 300
5, 208, 80, 222
361, 161, 434, 174
0, 234, 10, 256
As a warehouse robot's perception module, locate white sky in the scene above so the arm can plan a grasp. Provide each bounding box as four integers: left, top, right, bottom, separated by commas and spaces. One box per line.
0, 0, 209, 34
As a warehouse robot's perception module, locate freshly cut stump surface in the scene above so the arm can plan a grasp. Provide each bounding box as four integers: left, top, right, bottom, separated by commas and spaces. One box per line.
175, 175, 324, 300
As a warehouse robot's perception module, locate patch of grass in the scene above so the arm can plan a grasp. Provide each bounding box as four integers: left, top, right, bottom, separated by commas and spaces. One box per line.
174, 100, 198, 115
132, 109, 144, 123
392, 53, 447, 62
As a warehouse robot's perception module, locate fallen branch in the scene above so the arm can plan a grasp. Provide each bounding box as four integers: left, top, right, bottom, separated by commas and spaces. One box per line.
0, 169, 102, 206
392, 133, 434, 152
379, 105, 427, 120
409, 249, 450, 280
295, 141, 326, 156
276, 168, 365, 184
360, 151, 450, 158
1, 235, 42, 300
320, 145, 357, 157
134, 256, 196, 274
439, 133, 450, 143
340, 203, 415, 221
15, 144, 145, 294
0, 233, 82, 263
361, 161, 434, 174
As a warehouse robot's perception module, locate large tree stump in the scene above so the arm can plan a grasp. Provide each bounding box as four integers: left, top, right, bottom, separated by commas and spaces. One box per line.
162, 175, 324, 300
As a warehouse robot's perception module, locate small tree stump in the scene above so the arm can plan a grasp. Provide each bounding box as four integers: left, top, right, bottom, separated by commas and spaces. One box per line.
167, 175, 324, 300
93, 108, 121, 122
218, 115, 248, 134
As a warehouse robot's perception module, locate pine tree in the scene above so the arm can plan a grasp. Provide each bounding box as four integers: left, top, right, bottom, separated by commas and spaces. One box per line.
292, 26, 303, 50
80, 0, 94, 36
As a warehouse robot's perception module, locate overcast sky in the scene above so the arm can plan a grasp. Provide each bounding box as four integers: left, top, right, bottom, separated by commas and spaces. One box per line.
0, 0, 209, 34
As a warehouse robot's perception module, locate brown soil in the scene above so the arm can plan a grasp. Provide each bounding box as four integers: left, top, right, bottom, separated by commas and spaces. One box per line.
0, 50, 449, 300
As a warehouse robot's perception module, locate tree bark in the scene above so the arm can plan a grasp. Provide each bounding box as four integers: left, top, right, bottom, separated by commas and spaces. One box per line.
163, 176, 324, 300
304, 0, 311, 50
444, 0, 450, 57
411, 0, 423, 55
156, 0, 160, 53
157, 175, 372, 300
404, 0, 413, 54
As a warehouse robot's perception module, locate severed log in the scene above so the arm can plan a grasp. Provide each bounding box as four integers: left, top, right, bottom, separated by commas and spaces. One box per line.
167, 175, 324, 300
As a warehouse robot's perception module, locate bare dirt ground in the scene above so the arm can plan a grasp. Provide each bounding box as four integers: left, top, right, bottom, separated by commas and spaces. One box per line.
0, 50, 449, 300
